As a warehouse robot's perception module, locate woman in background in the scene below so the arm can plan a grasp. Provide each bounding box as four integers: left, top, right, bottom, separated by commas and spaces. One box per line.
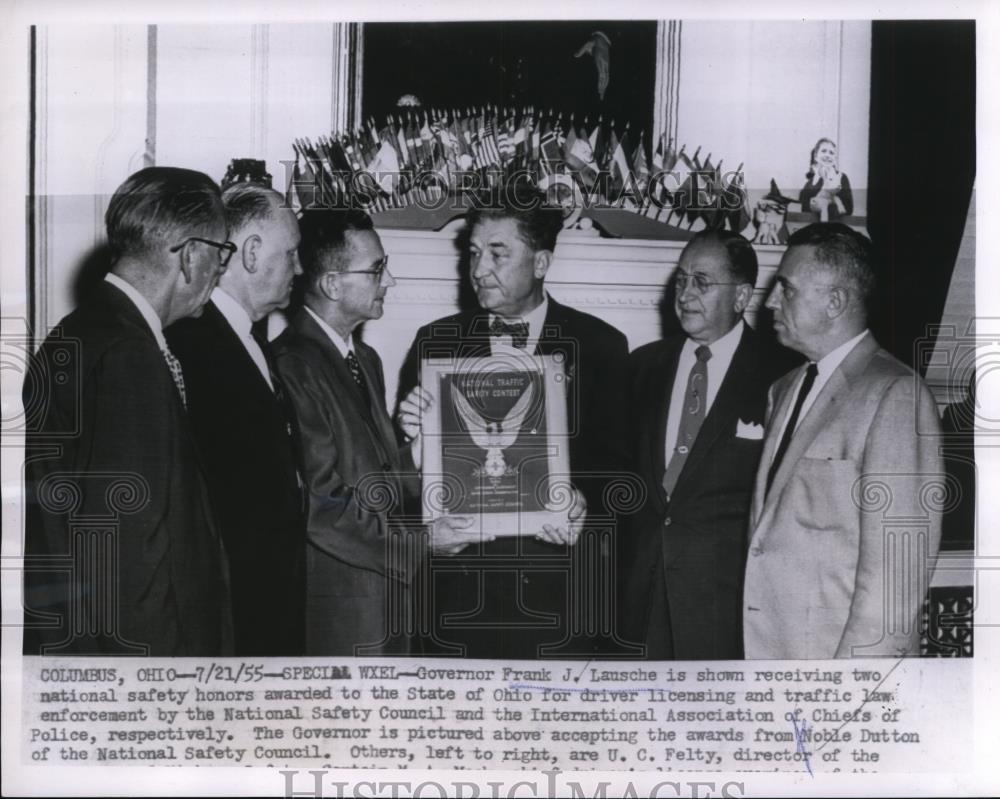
799, 137, 854, 221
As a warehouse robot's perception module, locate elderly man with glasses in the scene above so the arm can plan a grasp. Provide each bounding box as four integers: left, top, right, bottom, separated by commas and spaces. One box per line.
22, 166, 234, 656
272, 208, 478, 656
619, 228, 794, 660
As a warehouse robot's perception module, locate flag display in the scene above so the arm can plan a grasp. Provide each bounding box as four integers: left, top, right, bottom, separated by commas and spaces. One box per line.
288, 108, 750, 234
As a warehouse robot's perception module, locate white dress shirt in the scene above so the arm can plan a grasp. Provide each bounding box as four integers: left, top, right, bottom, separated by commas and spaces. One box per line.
664, 320, 745, 463
210, 287, 273, 391
489, 294, 549, 355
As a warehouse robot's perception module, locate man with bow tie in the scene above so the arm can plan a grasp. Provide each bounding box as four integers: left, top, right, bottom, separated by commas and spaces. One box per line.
620, 229, 792, 660
166, 182, 306, 655
396, 186, 631, 660
272, 208, 478, 656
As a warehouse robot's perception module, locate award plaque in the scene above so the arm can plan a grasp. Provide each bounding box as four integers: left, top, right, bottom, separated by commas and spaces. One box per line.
421, 349, 571, 536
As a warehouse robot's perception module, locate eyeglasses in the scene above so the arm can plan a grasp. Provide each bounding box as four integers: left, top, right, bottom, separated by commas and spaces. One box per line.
675, 271, 744, 295
170, 237, 238, 268
337, 254, 390, 278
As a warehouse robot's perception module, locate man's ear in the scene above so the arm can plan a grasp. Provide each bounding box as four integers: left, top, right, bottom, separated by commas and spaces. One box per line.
241, 234, 262, 273
177, 240, 194, 285
826, 286, 849, 319
533, 249, 552, 280
734, 283, 753, 314
319, 272, 341, 302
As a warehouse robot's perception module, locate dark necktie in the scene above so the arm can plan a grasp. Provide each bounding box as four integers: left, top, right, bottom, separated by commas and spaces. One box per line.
766, 362, 819, 495
345, 350, 370, 406
252, 320, 306, 508
490, 316, 529, 349
662, 344, 712, 500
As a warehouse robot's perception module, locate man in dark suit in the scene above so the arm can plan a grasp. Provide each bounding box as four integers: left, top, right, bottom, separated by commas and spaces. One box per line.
621, 229, 783, 660
23, 166, 234, 656
166, 183, 305, 655
396, 187, 631, 660
273, 209, 477, 656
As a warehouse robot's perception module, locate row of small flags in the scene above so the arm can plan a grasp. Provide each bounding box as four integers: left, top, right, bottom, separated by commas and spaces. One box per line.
289, 108, 752, 233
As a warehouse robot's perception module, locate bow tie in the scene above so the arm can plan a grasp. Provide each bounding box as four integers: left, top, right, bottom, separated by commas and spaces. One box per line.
490, 317, 529, 349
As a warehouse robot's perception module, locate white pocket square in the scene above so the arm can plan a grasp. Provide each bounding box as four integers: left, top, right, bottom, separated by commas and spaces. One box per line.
736, 420, 764, 440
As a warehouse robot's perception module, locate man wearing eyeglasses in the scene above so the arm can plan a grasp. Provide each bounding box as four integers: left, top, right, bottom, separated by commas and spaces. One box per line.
166, 183, 306, 655
22, 166, 234, 655
619, 229, 790, 660
273, 208, 479, 655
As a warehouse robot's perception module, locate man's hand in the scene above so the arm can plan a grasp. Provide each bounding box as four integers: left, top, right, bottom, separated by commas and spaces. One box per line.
398, 386, 432, 468
536, 485, 587, 546
430, 514, 488, 555
574, 32, 611, 100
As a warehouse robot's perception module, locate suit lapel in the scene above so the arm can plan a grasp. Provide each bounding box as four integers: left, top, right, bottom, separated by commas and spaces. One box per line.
755, 333, 880, 527
649, 339, 683, 496
203, 301, 276, 402
673, 325, 754, 495
294, 312, 391, 463
353, 343, 399, 461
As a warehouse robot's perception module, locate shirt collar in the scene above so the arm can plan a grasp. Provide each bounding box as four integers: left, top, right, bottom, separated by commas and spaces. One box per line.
104, 273, 167, 350
816, 329, 869, 379
681, 318, 744, 362
210, 287, 253, 340
305, 306, 353, 359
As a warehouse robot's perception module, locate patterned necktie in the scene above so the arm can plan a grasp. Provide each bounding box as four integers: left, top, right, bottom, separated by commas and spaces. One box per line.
662, 344, 712, 500
346, 350, 370, 405
490, 316, 529, 349
161, 345, 187, 409
766, 362, 819, 496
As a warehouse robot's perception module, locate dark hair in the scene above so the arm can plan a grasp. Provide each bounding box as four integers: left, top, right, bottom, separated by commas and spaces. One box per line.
686, 228, 758, 287
105, 166, 223, 260
466, 183, 564, 254
787, 222, 875, 303
297, 207, 375, 290
806, 137, 837, 181
222, 182, 281, 234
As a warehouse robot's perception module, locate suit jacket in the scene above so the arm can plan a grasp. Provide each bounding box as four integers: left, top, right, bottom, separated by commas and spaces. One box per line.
621, 323, 771, 660
273, 309, 420, 656
22, 281, 233, 656
743, 333, 943, 659
166, 300, 305, 655
396, 296, 631, 659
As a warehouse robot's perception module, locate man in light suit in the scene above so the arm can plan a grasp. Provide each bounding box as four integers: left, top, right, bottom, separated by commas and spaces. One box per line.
167, 183, 305, 655
396, 186, 628, 660
744, 222, 943, 659
23, 166, 234, 655
621, 230, 791, 660
273, 209, 477, 655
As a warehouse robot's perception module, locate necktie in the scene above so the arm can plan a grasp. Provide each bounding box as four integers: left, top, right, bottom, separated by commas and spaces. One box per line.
662, 344, 712, 500
161, 345, 187, 409
490, 316, 529, 349
766, 362, 819, 495
346, 350, 370, 405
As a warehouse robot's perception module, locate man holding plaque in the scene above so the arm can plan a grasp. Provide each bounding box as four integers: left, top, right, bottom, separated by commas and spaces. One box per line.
620, 230, 787, 660
273, 208, 478, 656
397, 185, 632, 660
